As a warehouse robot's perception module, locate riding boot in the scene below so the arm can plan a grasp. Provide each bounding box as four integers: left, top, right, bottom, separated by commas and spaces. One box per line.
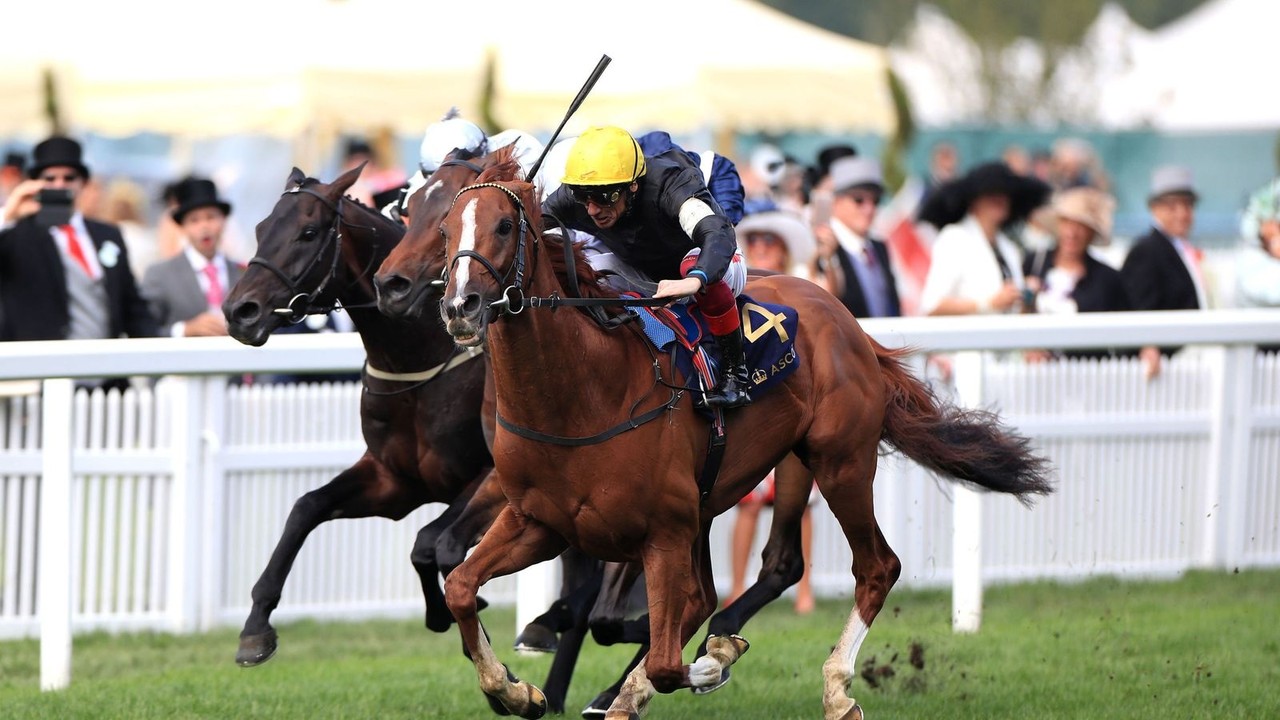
705, 326, 753, 409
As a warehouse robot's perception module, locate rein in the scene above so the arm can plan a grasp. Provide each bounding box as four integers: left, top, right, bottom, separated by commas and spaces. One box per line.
247, 184, 378, 323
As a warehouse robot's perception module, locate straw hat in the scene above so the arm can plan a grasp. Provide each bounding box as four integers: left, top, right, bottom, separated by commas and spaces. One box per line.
1052, 187, 1115, 243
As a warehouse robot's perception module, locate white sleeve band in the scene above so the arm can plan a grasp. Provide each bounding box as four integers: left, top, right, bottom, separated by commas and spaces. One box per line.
678, 197, 716, 239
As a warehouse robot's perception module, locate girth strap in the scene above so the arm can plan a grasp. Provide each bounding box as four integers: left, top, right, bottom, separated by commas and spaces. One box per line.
496, 390, 680, 447
364, 345, 484, 382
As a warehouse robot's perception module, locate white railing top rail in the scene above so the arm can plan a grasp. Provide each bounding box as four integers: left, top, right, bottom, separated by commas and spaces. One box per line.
0, 309, 1278, 381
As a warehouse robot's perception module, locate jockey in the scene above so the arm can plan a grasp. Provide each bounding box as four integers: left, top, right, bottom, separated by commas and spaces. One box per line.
542, 126, 752, 409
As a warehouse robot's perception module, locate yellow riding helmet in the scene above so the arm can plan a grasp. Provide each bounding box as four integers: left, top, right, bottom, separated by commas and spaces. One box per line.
561, 126, 647, 187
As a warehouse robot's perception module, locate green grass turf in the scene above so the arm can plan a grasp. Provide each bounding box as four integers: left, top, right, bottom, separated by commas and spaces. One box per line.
1, 569, 1277, 719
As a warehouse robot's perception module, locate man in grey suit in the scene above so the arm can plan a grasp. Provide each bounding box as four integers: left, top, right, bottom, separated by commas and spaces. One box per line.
142, 178, 243, 336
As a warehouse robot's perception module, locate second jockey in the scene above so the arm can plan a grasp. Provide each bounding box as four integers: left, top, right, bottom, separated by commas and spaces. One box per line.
542, 126, 752, 410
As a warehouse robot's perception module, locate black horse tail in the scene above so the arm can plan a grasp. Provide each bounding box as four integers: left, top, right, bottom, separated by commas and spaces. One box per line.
873, 341, 1054, 505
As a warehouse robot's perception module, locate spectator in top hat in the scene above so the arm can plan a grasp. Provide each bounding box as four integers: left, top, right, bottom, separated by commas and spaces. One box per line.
0, 137, 158, 357
141, 178, 242, 337
1120, 165, 1205, 379
814, 156, 901, 318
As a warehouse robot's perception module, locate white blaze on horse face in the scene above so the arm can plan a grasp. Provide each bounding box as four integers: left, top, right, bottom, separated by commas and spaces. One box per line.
420, 179, 442, 204
450, 197, 480, 311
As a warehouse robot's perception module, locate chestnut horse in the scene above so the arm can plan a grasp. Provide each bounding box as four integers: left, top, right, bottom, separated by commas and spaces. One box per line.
375, 148, 823, 714
434, 161, 1052, 719
223, 164, 495, 666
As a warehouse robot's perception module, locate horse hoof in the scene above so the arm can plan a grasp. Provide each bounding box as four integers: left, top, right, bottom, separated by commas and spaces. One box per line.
425, 610, 454, 633
523, 685, 548, 719
236, 629, 278, 667
580, 689, 617, 718
513, 622, 559, 655
689, 667, 731, 695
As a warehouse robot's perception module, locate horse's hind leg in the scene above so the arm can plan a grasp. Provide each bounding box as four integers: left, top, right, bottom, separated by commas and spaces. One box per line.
445, 503, 567, 719
237, 455, 423, 666
810, 446, 902, 720
515, 548, 601, 653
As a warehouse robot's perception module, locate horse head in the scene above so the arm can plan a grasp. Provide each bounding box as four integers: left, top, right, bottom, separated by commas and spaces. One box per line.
223, 163, 366, 346
437, 156, 537, 347
375, 147, 492, 319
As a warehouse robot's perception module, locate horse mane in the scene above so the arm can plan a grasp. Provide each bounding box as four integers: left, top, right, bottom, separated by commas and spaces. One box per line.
470, 155, 619, 306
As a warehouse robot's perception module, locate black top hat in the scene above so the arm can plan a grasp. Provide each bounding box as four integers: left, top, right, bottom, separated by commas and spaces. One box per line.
28, 136, 90, 180
171, 177, 232, 223
917, 162, 1050, 229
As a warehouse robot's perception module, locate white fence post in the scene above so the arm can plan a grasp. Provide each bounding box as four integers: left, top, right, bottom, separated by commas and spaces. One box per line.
167, 378, 205, 633
1204, 345, 1255, 568
199, 377, 229, 631
38, 378, 74, 691
951, 351, 984, 633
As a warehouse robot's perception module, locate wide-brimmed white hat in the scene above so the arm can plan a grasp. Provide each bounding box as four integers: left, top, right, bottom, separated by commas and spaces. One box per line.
736, 210, 815, 267
1052, 187, 1115, 243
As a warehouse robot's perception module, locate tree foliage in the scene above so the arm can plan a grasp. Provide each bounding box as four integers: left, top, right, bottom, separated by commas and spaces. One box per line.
760, 0, 1210, 45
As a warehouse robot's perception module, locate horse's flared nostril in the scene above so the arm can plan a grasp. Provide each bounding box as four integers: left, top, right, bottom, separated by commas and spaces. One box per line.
461, 293, 482, 316
230, 300, 261, 325
376, 274, 412, 302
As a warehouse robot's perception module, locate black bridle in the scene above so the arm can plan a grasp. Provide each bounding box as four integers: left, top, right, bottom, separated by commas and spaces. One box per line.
247, 183, 376, 323
445, 182, 536, 319
443, 181, 667, 321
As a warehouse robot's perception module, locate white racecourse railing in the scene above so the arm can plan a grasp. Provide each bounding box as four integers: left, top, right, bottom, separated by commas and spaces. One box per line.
2, 310, 1279, 690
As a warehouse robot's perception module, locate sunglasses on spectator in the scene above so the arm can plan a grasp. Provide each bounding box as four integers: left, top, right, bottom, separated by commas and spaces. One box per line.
843, 191, 880, 207
745, 232, 786, 248
40, 173, 82, 183
569, 186, 625, 207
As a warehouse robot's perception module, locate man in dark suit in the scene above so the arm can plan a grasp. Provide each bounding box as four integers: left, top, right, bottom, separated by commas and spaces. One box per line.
1120, 164, 1205, 379
0, 137, 158, 350
141, 178, 243, 336
817, 156, 901, 318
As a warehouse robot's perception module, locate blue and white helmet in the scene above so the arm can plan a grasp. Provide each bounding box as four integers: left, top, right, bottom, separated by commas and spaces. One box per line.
418, 108, 487, 174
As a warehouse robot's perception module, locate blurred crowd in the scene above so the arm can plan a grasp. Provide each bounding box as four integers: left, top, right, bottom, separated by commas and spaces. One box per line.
3, 121, 1279, 614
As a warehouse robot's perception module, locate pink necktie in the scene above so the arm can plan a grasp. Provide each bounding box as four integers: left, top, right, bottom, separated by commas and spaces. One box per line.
203, 263, 224, 308
61, 224, 96, 279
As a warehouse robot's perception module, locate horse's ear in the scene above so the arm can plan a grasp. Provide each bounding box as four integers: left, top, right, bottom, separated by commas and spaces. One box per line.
286, 167, 306, 190
330, 161, 367, 198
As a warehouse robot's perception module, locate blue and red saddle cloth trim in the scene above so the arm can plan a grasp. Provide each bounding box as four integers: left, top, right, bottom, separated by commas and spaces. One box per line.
622, 292, 800, 407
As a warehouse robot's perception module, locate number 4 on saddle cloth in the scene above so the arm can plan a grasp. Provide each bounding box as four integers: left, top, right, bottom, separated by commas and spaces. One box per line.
622, 292, 801, 410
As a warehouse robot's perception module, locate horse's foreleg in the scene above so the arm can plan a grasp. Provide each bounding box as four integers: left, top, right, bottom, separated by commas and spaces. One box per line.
445, 503, 567, 719
588, 561, 643, 646
411, 472, 486, 633
435, 467, 505, 572
687, 526, 750, 693
515, 550, 602, 654
237, 457, 419, 666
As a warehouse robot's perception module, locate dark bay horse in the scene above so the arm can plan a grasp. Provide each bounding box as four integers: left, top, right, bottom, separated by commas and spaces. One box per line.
434, 162, 1052, 719
223, 164, 494, 666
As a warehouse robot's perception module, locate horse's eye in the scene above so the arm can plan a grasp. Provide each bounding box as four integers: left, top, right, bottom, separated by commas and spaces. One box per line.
438, 226, 447, 240
497, 218, 514, 235
301, 226, 318, 240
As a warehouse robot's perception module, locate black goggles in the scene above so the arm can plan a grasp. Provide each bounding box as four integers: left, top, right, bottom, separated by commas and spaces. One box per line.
569, 185, 626, 207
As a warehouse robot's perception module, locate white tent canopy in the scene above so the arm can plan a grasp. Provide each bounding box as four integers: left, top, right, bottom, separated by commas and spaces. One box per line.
0, 0, 893, 140
490, 0, 895, 135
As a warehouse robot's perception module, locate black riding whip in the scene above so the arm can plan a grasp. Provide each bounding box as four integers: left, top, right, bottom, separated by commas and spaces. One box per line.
524, 54, 611, 182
